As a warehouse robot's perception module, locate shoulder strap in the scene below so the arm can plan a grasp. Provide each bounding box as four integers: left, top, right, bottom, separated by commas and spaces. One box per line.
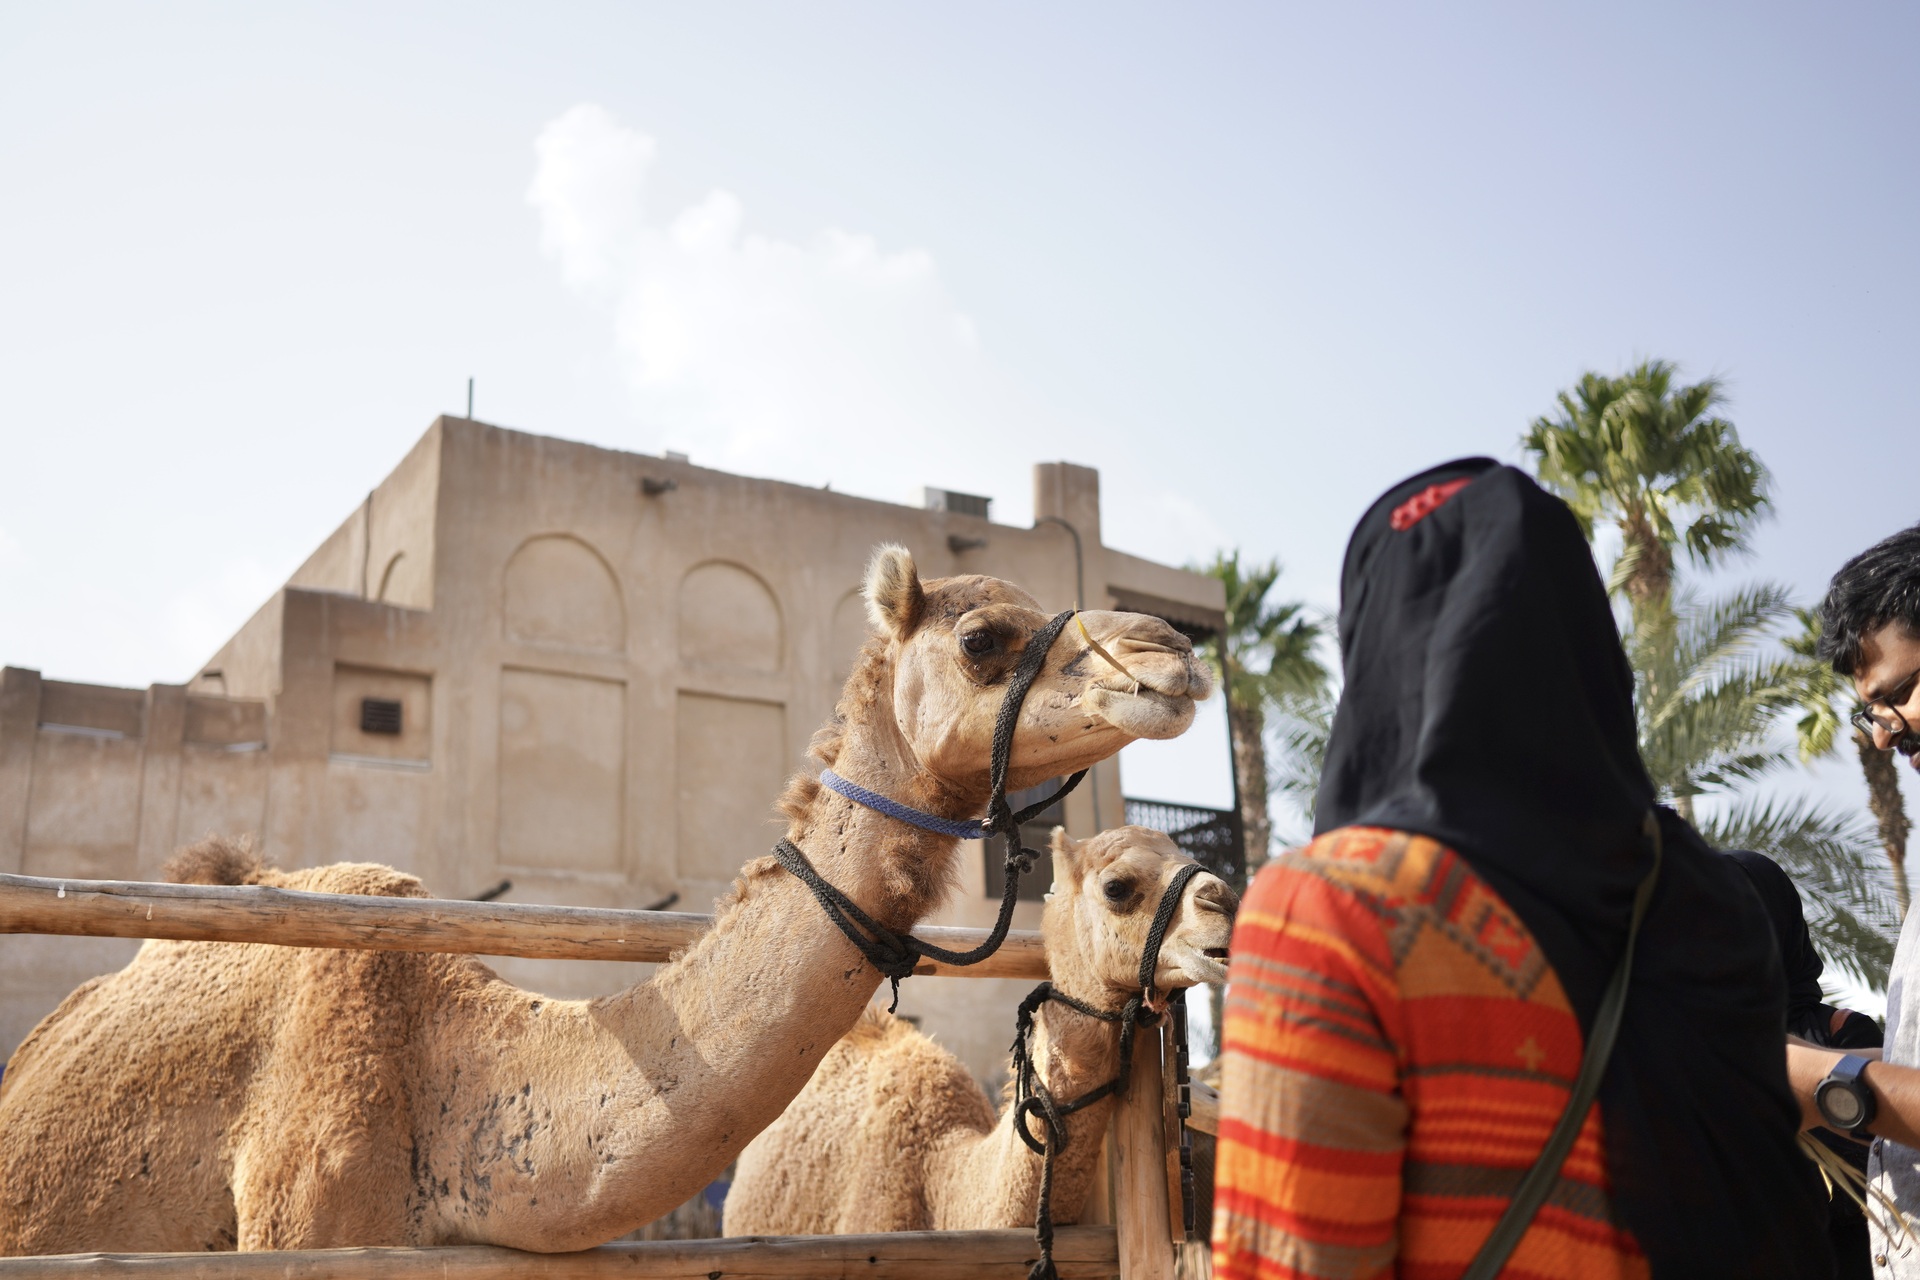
1462, 812, 1664, 1280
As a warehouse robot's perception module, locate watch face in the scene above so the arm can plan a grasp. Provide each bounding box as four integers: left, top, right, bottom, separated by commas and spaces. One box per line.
1820, 1080, 1867, 1129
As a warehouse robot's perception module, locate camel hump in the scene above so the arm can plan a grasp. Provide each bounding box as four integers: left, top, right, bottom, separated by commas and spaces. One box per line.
844, 1005, 933, 1059
164, 834, 266, 885
282, 861, 432, 900
161, 837, 429, 900
844, 1003, 917, 1046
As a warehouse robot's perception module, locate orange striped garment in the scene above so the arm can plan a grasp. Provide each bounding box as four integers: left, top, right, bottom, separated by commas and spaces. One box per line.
1212, 827, 1647, 1280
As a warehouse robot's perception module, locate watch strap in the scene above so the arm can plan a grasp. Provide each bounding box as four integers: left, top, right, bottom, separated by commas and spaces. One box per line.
1831, 1053, 1873, 1087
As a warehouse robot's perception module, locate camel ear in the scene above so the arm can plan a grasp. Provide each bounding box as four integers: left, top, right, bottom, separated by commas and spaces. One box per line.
864, 544, 925, 639
1048, 827, 1082, 894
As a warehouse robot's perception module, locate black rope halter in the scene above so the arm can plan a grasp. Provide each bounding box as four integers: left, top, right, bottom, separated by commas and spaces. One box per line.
772, 608, 1086, 1010
1011, 862, 1206, 1280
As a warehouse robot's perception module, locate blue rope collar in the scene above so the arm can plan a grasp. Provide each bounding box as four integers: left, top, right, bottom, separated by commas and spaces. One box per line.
818, 768, 988, 840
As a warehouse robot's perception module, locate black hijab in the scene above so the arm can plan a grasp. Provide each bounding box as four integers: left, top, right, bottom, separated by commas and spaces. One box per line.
1315, 459, 1830, 1278
1727, 849, 1829, 1036
1728, 849, 1883, 1054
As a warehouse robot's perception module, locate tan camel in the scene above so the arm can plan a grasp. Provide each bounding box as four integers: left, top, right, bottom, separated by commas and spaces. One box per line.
0, 547, 1212, 1256
723, 825, 1235, 1236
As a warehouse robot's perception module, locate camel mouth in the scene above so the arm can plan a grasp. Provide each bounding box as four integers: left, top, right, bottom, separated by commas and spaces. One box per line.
1182, 953, 1230, 986
1157, 938, 1232, 989
1080, 686, 1197, 741
1092, 657, 1207, 702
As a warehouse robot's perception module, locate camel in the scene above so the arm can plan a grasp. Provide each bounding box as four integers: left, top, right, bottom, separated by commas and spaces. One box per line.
0, 546, 1213, 1256
722, 825, 1236, 1237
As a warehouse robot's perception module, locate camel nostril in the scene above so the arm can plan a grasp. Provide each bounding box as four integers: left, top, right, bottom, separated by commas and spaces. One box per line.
1203, 948, 1229, 961
1196, 895, 1235, 919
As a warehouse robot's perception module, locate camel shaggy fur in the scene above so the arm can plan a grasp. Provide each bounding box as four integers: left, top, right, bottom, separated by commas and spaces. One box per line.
723, 825, 1236, 1235
0, 547, 1212, 1256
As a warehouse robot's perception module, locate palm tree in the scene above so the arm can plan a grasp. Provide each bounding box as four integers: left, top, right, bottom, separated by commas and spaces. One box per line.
1629, 583, 1801, 822
1788, 609, 1912, 920
1523, 360, 1769, 624
1628, 585, 1899, 988
1268, 684, 1337, 847
1197, 552, 1331, 873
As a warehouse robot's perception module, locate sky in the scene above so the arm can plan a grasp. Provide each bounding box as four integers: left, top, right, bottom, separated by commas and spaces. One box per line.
2, 2, 1917, 842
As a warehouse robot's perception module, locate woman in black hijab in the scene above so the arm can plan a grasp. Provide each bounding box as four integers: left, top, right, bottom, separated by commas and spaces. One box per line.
1729, 848, 1882, 1278
1216, 458, 1830, 1279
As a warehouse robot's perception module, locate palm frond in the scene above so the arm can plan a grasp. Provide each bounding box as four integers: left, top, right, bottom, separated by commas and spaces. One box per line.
1698, 795, 1899, 990
1783, 607, 1849, 762
1268, 685, 1337, 837
1630, 583, 1814, 799
1658, 582, 1794, 679
1196, 549, 1334, 718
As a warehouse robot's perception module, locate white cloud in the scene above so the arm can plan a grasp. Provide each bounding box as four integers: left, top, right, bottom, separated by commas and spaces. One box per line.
527, 105, 1033, 507
527, 110, 1252, 823
0, 526, 23, 569
527, 105, 656, 293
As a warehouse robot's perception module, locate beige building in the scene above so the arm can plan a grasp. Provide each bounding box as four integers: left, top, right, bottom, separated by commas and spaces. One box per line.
0, 417, 1230, 1084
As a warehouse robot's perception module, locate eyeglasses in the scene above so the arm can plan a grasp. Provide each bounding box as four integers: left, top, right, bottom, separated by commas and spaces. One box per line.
1853, 667, 1920, 751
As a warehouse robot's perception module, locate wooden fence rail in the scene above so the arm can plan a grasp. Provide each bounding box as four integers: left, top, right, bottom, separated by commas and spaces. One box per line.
0, 873, 1048, 979
0, 1226, 1118, 1279
0, 875, 1180, 1280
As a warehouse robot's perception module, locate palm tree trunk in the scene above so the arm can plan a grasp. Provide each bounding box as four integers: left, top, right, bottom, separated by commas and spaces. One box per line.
1856, 728, 1912, 920
1620, 507, 1674, 624
1229, 699, 1271, 874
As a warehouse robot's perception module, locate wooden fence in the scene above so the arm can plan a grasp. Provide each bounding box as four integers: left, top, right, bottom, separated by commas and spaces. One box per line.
0, 872, 1195, 1280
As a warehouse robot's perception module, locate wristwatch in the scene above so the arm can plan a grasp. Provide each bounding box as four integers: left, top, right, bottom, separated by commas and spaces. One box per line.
1815, 1053, 1878, 1138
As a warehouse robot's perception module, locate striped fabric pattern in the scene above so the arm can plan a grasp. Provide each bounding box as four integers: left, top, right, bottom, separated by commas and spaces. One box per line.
1212, 827, 1647, 1280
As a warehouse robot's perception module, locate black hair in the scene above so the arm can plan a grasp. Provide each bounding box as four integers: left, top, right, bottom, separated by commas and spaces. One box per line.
1817, 522, 1920, 675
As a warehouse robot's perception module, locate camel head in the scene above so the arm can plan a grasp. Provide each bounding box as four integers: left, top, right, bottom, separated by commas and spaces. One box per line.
860, 544, 1212, 803
1043, 826, 1237, 1006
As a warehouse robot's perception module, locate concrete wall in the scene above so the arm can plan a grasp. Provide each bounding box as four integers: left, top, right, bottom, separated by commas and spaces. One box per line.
1, 417, 1226, 1087
287, 421, 441, 608
0, 668, 272, 1057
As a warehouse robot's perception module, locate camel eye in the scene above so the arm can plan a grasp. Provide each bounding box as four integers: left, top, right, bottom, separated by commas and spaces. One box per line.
1102, 879, 1131, 903
961, 631, 995, 657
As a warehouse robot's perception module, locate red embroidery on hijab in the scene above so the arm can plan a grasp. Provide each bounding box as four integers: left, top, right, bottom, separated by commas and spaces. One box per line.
1390, 477, 1473, 531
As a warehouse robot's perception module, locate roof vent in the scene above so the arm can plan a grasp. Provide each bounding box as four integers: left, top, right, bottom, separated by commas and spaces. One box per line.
924, 487, 991, 519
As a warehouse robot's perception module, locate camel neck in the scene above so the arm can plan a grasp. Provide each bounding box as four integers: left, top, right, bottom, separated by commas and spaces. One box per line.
789, 709, 978, 930
930, 996, 1126, 1230
413, 721, 970, 1248
1031, 997, 1128, 1112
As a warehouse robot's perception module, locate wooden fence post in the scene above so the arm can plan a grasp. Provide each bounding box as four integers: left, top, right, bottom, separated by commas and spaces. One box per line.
1114, 1021, 1177, 1280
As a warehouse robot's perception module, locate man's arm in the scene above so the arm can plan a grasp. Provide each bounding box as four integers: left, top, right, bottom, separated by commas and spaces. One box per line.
1788, 1043, 1920, 1146
1786, 1033, 1882, 1060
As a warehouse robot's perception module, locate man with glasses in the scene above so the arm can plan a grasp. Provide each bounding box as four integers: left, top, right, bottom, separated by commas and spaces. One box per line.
1806, 522, 1920, 1273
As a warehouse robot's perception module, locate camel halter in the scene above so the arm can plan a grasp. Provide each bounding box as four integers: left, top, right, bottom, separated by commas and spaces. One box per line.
1010, 861, 1207, 1280
773, 608, 1105, 1010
